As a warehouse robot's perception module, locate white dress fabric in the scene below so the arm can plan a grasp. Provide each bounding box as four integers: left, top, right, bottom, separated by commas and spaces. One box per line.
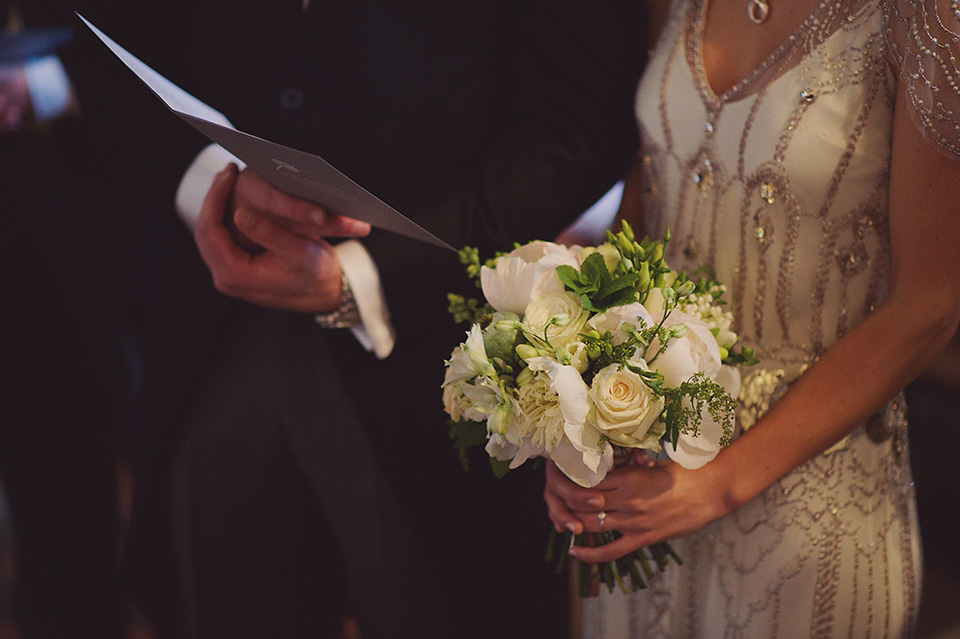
581, 0, 960, 637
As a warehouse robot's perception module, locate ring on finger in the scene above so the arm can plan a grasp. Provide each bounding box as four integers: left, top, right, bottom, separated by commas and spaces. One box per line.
597, 510, 607, 532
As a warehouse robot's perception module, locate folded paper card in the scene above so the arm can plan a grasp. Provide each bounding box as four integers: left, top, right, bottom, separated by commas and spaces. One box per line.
78, 14, 454, 252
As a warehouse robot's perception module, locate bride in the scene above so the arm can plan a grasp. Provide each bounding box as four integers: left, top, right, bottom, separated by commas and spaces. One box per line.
545, 0, 960, 636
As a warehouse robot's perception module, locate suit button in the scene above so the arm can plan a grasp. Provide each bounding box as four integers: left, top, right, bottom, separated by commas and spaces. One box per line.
280, 88, 304, 111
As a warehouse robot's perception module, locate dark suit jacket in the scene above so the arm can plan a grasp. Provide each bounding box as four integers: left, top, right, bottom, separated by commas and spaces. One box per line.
76, 2, 646, 637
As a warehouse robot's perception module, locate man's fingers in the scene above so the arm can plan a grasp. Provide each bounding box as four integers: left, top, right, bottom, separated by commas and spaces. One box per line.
233, 207, 333, 273
235, 169, 371, 238
195, 164, 245, 265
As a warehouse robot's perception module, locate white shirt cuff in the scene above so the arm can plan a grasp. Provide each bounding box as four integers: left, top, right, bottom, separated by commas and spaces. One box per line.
334, 240, 396, 360
175, 143, 245, 229
24, 55, 73, 121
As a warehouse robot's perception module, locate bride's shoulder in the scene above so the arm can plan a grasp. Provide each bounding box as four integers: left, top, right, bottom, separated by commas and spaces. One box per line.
884, 0, 960, 158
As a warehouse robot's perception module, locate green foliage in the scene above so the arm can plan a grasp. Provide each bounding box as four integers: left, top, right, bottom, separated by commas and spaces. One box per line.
556, 252, 642, 312
447, 293, 493, 326
448, 419, 489, 471
661, 372, 737, 448
724, 345, 760, 367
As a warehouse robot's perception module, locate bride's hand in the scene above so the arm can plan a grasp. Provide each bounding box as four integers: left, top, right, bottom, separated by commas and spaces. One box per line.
543, 456, 736, 564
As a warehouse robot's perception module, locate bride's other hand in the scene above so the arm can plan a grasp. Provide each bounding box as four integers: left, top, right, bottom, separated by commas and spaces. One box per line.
545, 457, 736, 564
194, 164, 370, 314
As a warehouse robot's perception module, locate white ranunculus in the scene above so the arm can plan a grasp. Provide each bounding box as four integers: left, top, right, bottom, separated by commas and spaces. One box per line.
522, 356, 613, 487
480, 242, 582, 314
665, 364, 741, 469
587, 303, 653, 345
522, 291, 590, 349
647, 310, 722, 388
588, 363, 665, 449
443, 325, 496, 386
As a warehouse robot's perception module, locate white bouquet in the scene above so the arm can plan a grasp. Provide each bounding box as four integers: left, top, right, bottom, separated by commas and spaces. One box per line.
443, 222, 756, 596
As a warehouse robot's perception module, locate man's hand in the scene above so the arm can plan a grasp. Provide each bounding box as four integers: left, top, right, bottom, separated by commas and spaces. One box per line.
194, 164, 372, 313
0, 63, 30, 133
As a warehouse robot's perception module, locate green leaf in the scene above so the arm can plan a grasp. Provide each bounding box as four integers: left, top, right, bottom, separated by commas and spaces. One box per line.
490, 456, 512, 479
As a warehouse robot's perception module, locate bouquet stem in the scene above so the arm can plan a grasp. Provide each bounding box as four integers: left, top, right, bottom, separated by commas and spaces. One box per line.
546, 528, 681, 598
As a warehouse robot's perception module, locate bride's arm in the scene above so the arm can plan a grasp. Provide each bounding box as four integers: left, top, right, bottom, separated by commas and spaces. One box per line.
545, 76, 960, 563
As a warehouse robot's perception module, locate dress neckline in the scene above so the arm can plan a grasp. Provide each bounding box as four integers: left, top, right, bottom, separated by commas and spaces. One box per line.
687, 0, 840, 105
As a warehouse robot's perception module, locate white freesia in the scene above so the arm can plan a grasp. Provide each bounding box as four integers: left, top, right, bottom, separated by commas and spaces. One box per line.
588, 363, 665, 449
480, 241, 582, 314
443, 325, 496, 385
522, 291, 590, 349
559, 341, 590, 374
459, 377, 515, 435
647, 310, 722, 388
665, 364, 741, 469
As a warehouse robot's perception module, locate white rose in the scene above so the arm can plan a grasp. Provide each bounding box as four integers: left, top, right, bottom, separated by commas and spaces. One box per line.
522, 291, 590, 349
480, 241, 582, 314
647, 310, 722, 388
665, 364, 741, 469
588, 363, 665, 449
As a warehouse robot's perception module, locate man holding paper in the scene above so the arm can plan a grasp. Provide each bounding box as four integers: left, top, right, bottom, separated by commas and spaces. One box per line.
87, 3, 648, 638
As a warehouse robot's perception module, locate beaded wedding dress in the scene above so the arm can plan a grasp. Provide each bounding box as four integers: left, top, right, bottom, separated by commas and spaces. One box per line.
581, 0, 960, 637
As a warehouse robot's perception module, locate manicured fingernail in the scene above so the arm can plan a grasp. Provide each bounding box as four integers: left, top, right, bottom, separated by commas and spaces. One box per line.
586, 497, 603, 508
309, 209, 326, 225
566, 522, 578, 533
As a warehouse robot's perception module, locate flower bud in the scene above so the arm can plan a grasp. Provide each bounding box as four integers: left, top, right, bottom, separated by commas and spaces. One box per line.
676, 280, 696, 298
667, 323, 688, 339
638, 262, 651, 290
515, 366, 535, 386
516, 344, 539, 361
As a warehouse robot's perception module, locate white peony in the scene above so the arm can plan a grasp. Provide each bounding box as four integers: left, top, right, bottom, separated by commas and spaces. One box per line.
587, 303, 653, 345
515, 356, 613, 488
480, 241, 582, 314
646, 310, 722, 388
588, 363, 665, 449
664, 364, 741, 469
522, 291, 590, 349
